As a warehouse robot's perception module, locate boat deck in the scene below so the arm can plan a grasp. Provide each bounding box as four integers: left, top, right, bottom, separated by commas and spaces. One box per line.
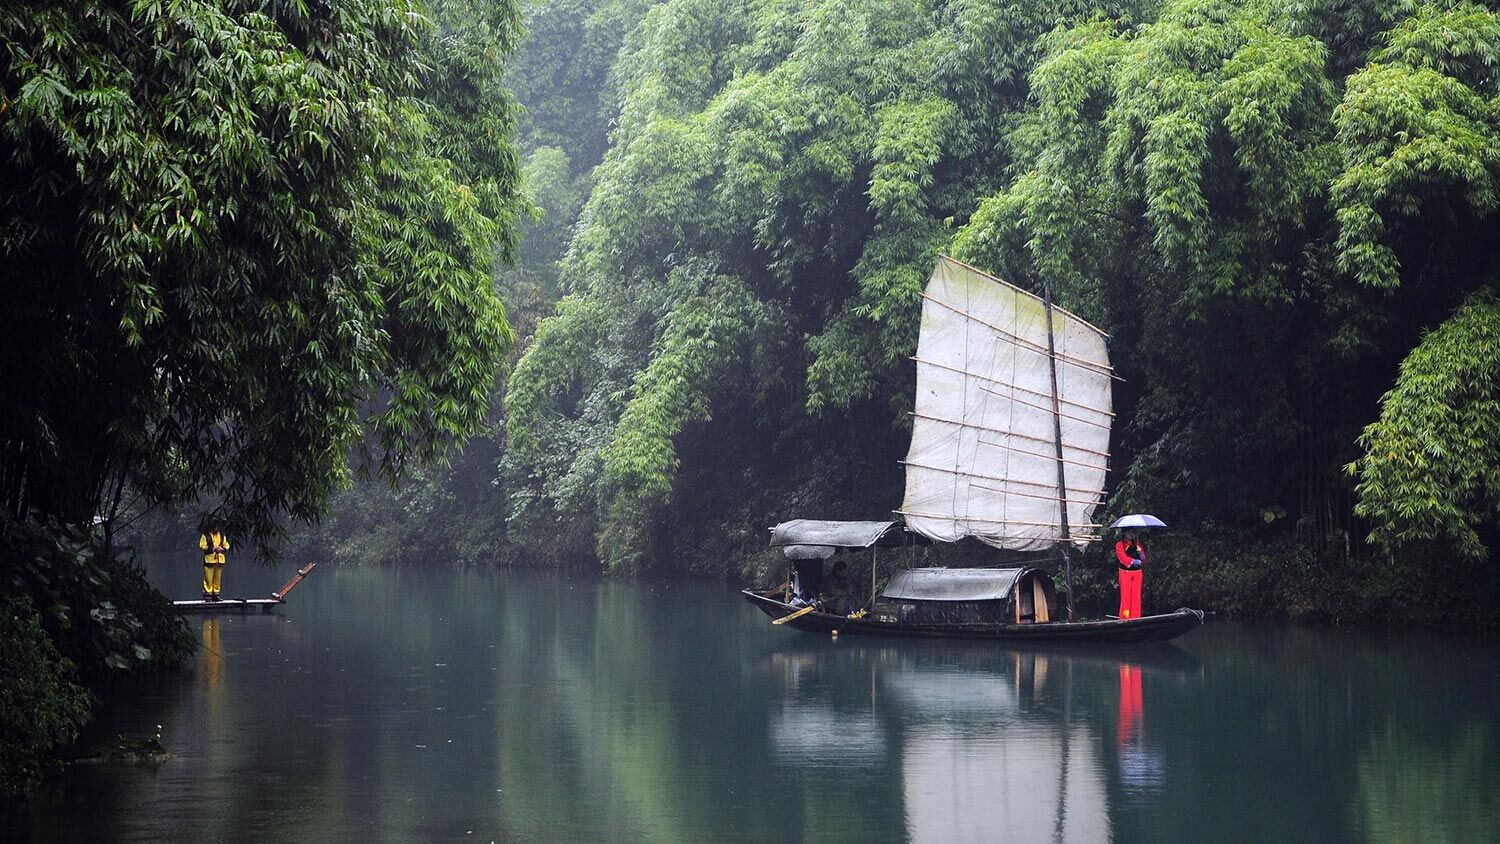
743, 590, 1203, 643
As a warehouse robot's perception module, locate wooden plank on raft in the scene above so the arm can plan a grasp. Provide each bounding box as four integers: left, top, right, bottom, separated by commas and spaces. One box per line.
1033, 577, 1050, 623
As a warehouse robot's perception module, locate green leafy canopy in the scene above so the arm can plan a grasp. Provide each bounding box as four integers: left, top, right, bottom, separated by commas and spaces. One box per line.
0, 0, 526, 551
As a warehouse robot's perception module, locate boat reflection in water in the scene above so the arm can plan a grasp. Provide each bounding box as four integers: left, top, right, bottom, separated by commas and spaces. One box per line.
760, 641, 1196, 843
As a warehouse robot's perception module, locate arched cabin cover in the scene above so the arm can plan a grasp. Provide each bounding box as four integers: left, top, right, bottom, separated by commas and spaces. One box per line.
876, 567, 1059, 625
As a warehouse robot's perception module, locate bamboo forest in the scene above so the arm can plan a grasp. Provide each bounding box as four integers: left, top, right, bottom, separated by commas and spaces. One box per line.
3, 1, 1500, 841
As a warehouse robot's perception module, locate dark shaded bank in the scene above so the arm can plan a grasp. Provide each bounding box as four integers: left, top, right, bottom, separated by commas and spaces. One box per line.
1, 515, 195, 796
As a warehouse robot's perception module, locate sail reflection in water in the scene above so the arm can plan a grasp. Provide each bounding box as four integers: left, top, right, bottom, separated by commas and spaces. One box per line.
895, 657, 1107, 844
762, 641, 1198, 844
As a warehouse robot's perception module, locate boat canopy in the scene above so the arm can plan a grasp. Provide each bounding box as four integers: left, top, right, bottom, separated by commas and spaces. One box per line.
899, 256, 1113, 551
881, 567, 1025, 602
769, 519, 907, 550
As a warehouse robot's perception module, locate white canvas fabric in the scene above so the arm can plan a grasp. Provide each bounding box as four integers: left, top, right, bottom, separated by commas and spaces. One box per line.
900, 257, 1112, 550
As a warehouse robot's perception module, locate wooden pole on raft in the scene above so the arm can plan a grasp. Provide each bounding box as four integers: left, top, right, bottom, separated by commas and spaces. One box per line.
871, 547, 877, 609
272, 563, 317, 601
1043, 285, 1075, 621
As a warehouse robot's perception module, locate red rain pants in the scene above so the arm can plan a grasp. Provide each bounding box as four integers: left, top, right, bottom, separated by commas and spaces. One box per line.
1118, 568, 1143, 619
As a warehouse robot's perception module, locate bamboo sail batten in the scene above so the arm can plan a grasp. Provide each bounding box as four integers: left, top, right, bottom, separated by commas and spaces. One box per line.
909, 411, 1113, 460
913, 355, 1116, 417
900, 460, 1104, 499
894, 509, 1105, 535
919, 293, 1115, 378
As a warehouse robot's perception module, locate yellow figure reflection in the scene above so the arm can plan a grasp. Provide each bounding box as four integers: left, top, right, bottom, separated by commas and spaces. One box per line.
200, 618, 223, 689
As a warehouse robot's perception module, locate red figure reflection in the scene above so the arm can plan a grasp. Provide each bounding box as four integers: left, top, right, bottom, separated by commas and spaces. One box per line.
1117, 663, 1142, 747
1116, 662, 1165, 796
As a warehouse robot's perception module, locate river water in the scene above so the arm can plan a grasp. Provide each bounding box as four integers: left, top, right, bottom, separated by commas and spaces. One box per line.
7, 553, 1500, 843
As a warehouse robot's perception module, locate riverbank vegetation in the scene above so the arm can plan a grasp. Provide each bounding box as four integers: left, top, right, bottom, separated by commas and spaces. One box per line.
487, 0, 1497, 619
0, 0, 526, 793
274, 0, 1500, 630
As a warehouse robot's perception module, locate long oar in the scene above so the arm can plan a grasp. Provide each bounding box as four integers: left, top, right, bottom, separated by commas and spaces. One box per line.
773, 605, 817, 625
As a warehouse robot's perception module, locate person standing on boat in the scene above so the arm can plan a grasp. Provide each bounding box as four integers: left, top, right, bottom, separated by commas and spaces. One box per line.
822, 559, 854, 615
199, 518, 230, 601
1115, 528, 1145, 619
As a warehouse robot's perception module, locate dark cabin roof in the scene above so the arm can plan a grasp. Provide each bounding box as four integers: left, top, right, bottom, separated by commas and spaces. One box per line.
880, 567, 1024, 602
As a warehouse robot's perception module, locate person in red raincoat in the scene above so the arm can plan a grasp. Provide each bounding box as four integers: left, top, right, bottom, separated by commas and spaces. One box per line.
1115, 528, 1145, 619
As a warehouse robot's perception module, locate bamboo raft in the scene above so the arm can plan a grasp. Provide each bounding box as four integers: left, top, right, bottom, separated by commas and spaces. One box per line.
172, 563, 316, 614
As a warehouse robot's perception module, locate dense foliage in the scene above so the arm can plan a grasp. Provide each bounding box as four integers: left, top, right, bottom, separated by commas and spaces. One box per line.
0, 513, 195, 794
505, 0, 1151, 572
0, 0, 523, 550
0, 0, 527, 791
1352, 292, 1500, 559
0, 594, 89, 795
500, 0, 1500, 609
278, 0, 653, 567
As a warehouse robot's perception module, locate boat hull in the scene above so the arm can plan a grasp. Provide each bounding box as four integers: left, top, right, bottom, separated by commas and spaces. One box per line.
742, 591, 1203, 643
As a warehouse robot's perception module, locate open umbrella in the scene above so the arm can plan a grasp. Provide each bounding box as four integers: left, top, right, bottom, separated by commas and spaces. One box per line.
1109, 514, 1168, 529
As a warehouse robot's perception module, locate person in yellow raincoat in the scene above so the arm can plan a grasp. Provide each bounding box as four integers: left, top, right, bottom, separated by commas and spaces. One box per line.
199, 520, 230, 601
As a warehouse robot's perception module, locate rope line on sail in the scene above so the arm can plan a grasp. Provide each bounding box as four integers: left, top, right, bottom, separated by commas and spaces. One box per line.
977, 384, 1112, 430
975, 435, 1109, 472
967, 478, 1105, 505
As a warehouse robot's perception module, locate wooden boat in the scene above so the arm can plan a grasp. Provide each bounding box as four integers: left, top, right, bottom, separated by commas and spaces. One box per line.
743, 589, 1204, 643
749, 257, 1204, 643
171, 563, 316, 614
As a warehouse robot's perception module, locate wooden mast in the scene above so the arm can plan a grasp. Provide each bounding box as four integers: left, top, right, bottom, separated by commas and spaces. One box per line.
1043, 285, 1076, 621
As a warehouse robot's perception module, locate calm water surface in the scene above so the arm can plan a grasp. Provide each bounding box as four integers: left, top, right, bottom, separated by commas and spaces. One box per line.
7, 553, 1500, 843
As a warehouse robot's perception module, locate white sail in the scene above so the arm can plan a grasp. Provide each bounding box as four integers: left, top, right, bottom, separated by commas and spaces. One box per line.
900, 256, 1112, 550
